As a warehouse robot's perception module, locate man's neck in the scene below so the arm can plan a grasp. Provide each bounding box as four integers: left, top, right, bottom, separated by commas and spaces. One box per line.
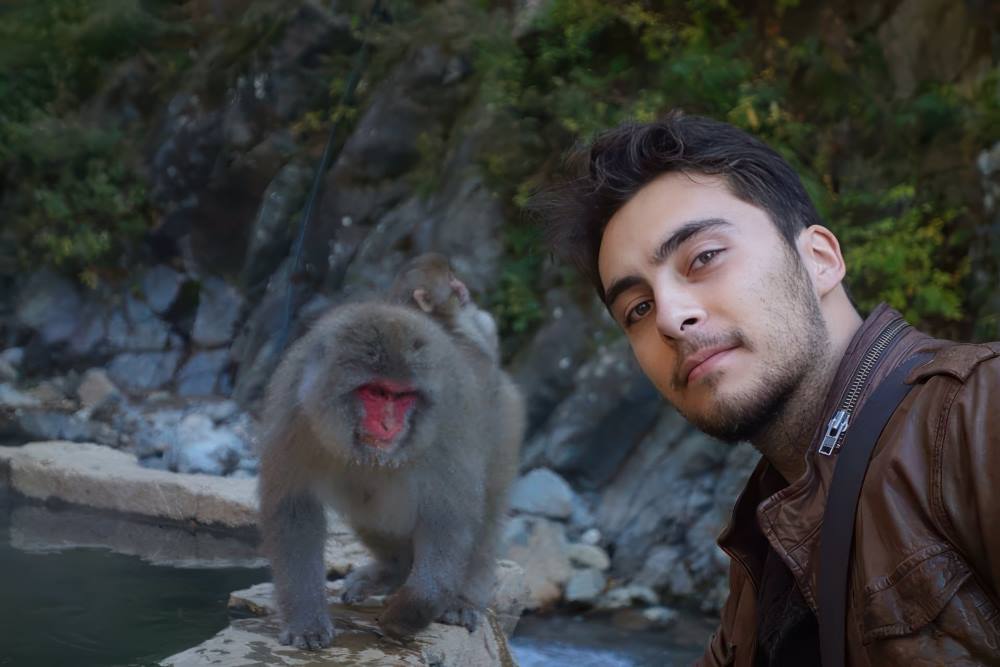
753, 302, 864, 484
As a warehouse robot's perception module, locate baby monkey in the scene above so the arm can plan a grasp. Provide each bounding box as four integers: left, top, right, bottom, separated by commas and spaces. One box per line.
257, 296, 524, 649
389, 253, 500, 363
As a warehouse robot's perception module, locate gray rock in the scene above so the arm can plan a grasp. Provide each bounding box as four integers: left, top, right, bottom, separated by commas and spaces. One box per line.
0, 358, 17, 383
240, 163, 310, 293
335, 46, 457, 183
597, 584, 659, 611
0, 441, 258, 528
524, 338, 662, 489
567, 543, 611, 571
12, 409, 121, 448
166, 413, 249, 476
509, 468, 576, 520
176, 349, 230, 396
107, 351, 182, 393
27, 379, 71, 403
142, 265, 185, 314
595, 410, 727, 573
164, 585, 518, 666
68, 302, 110, 357
412, 173, 505, 297
508, 295, 594, 433
129, 406, 187, 458
580, 528, 602, 546
502, 515, 572, 610
642, 605, 680, 628
569, 492, 596, 531
10, 503, 263, 569
339, 198, 427, 295
149, 93, 224, 209
877, 0, 982, 99
199, 399, 240, 423
106, 296, 172, 352
635, 545, 695, 598
192, 277, 244, 347
15, 269, 82, 344
0, 383, 41, 409
77, 368, 121, 410
0, 348, 24, 368
564, 568, 606, 605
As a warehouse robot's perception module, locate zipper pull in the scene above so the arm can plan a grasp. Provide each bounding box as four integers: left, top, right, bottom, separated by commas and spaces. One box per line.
819, 409, 850, 456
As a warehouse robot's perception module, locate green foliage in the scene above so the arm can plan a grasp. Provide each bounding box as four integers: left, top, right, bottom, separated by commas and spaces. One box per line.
468, 0, 999, 336
490, 222, 546, 340
0, 0, 180, 283
838, 185, 966, 326
1, 121, 149, 286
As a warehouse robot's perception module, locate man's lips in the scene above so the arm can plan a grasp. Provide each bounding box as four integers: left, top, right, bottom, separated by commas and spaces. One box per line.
680, 345, 739, 384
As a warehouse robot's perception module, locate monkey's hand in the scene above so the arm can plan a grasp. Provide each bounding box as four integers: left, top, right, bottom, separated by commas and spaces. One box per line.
378, 586, 438, 640
278, 611, 335, 651
342, 562, 402, 604
437, 599, 480, 633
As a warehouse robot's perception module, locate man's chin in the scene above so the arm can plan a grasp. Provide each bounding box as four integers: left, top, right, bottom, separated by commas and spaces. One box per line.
679, 388, 783, 444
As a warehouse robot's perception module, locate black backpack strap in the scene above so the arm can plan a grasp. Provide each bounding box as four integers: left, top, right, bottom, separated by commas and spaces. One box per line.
818, 352, 933, 667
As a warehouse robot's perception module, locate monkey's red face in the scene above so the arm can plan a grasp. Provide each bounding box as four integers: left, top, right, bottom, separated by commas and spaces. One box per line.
354, 379, 420, 453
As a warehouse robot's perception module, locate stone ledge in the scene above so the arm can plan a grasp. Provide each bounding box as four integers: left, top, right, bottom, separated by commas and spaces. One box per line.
0, 441, 257, 528
162, 579, 523, 666
0, 441, 366, 571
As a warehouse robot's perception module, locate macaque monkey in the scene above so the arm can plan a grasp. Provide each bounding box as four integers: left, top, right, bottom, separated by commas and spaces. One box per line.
389, 253, 500, 363
257, 301, 524, 649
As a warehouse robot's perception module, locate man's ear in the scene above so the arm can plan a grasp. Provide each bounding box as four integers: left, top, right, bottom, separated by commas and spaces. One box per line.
799, 225, 847, 298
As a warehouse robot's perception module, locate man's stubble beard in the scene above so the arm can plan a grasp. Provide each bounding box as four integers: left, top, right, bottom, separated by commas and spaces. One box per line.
676, 251, 830, 445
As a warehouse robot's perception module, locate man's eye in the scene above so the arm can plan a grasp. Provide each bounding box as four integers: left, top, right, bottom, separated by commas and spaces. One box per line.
691, 249, 723, 271
625, 301, 652, 326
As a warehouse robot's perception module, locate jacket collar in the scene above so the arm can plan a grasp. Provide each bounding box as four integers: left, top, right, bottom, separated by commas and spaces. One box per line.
717, 303, 933, 612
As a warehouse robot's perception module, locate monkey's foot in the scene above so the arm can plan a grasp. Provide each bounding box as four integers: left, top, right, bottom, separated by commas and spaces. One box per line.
278, 616, 335, 651
342, 564, 401, 604
378, 587, 435, 640
437, 602, 480, 633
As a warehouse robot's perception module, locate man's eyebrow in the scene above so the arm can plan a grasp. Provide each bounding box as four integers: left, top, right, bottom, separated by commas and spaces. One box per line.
652, 218, 733, 265
603, 275, 644, 311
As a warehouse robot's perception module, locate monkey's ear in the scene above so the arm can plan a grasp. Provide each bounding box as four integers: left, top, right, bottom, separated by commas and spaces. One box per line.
412, 289, 434, 313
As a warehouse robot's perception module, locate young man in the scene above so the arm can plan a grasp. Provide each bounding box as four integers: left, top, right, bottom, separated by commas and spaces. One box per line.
541, 112, 1000, 665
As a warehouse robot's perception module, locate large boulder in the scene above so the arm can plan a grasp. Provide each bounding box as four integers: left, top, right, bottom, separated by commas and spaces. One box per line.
15, 270, 83, 345
192, 277, 245, 347
523, 338, 662, 489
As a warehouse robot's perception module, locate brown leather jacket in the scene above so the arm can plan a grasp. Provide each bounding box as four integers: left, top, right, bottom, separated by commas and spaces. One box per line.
697, 304, 1000, 666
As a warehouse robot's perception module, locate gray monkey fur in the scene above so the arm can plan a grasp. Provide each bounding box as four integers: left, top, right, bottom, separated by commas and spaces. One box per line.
257, 301, 524, 649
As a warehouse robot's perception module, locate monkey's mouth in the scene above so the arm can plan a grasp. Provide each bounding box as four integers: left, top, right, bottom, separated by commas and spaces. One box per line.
356, 380, 419, 449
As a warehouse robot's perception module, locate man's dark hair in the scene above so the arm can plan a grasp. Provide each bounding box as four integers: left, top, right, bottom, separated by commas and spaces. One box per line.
536, 111, 822, 302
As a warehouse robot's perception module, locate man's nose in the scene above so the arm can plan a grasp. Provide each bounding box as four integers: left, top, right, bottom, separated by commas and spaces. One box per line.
654, 290, 705, 340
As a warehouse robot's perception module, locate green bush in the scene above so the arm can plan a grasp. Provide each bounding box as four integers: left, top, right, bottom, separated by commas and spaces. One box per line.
468, 0, 998, 337
0, 0, 174, 284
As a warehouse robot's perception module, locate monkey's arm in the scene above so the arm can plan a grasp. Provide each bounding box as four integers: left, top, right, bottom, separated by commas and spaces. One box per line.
260, 489, 334, 649
377, 492, 478, 638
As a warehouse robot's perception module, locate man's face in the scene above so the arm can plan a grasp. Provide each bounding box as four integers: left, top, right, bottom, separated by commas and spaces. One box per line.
597, 172, 829, 442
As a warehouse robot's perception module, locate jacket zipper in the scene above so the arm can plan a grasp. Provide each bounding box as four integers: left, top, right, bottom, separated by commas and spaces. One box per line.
818, 317, 909, 455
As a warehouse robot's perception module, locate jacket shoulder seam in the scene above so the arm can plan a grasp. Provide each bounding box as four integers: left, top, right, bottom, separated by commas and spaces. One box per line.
930, 376, 965, 548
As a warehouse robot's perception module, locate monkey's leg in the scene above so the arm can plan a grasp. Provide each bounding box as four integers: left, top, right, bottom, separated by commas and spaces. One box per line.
262, 492, 335, 650
377, 505, 475, 639
436, 497, 503, 632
